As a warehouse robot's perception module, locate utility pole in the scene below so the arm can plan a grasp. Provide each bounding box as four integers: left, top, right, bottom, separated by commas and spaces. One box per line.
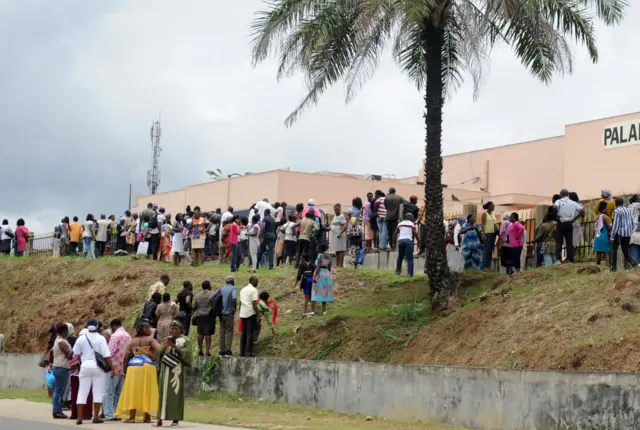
147, 115, 162, 195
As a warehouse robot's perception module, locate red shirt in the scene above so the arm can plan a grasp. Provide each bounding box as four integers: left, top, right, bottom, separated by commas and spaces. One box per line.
229, 223, 241, 245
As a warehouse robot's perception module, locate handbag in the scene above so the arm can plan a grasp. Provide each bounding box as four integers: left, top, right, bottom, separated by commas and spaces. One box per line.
136, 241, 149, 256
162, 348, 181, 369
85, 336, 112, 373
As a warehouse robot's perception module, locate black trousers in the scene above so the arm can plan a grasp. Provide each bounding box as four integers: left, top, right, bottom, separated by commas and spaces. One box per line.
149, 233, 161, 259
612, 235, 635, 271
240, 314, 258, 357
386, 219, 399, 248
69, 242, 79, 256
295, 239, 311, 268
555, 221, 574, 263
96, 241, 106, 257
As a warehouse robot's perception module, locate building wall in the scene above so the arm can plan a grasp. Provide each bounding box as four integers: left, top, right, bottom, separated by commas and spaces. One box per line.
431, 111, 640, 201
212, 356, 640, 430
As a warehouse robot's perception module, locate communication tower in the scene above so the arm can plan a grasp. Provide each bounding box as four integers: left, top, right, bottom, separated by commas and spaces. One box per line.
147, 118, 162, 194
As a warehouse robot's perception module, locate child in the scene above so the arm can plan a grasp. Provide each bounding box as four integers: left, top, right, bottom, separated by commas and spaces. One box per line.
535, 212, 557, 266
296, 256, 316, 317
254, 291, 276, 342
311, 243, 334, 316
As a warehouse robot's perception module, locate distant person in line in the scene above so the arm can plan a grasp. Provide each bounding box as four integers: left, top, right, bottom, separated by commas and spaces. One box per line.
72, 320, 113, 425
0, 219, 13, 256
296, 255, 315, 317
261, 208, 277, 269
158, 214, 173, 261
480, 201, 498, 269
312, 243, 334, 315
594, 188, 616, 219
116, 218, 127, 252
14, 218, 29, 257
247, 214, 262, 273
535, 212, 557, 267
57, 217, 70, 257
148, 275, 170, 300
554, 189, 583, 264
189, 206, 209, 267
218, 276, 238, 356
176, 281, 194, 336
281, 214, 298, 265
51, 323, 73, 420
569, 192, 584, 256
95, 214, 110, 257
171, 213, 185, 266
611, 197, 637, 272
363, 192, 376, 251
239, 276, 260, 357
155, 321, 192, 428
155, 293, 178, 342
346, 197, 364, 268
396, 213, 418, 277
628, 195, 640, 264
460, 214, 483, 270
416, 200, 427, 256
295, 211, 317, 268
593, 201, 612, 267
229, 215, 242, 272
82, 214, 96, 259
103, 318, 131, 422
193, 280, 215, 356
384, 188, 404, 249
330, 203, 348, 268
69, 216, 83, 256
373, 190, 388, 250
508, 213, 525, 274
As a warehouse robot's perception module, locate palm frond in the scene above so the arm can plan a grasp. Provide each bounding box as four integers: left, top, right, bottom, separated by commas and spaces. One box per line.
580, 0, 628, 25
393, 17, 427, 90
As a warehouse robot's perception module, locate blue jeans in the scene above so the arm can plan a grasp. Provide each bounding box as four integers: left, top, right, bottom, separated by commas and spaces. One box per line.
377, 217, 388, 249
630, 245, 640, 265
103, 373, 125, 420
52, 367, 70, 414
263, 233, 276, 268
483, 233, 496, 269
396, 239, 414, 276
543, 253, 555, 267
230, 243, 240, 270
83, 237, 95, 259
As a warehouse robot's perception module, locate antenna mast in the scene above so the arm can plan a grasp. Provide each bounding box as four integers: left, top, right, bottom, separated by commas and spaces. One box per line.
147, 116, 162, 195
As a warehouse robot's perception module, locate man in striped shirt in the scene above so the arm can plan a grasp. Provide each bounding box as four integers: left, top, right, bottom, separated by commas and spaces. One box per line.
611, 197, 637, 271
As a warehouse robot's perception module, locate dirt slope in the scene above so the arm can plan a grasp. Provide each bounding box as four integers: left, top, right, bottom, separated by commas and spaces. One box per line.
2, 258, 640, 372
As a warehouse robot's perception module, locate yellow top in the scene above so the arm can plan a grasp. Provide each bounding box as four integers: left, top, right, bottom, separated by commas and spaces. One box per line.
484, 211, 497, 234
594, 199, 616, 219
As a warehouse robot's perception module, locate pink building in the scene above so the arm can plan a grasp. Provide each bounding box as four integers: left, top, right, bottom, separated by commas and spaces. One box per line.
134, 112, 640, 216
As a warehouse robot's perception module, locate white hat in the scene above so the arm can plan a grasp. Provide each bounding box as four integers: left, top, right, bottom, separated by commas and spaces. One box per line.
308, 199, 316, 206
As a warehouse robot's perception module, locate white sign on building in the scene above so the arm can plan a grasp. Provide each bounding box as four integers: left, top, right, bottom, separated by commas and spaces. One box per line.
603, 120, 640, 149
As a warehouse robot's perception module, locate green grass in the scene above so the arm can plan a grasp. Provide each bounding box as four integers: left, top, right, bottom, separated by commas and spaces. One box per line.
0, 389, 466, 429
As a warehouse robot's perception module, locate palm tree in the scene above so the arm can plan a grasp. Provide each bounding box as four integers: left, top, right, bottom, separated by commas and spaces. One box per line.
250, 0, 627, 311
206, 169, 224, 180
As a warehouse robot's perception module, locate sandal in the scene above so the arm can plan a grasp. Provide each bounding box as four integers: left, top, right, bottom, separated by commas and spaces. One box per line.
124, 419, 136, 424
171, 421, 179, 427
153, 420, 163, 427
92, 418, 104, 424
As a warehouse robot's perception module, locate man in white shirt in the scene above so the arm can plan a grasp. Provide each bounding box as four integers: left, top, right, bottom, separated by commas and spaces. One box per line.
453, 217, 464, 250
553, 189, 582, 263
239, 276, 260, 357
254, 199, 275, 220
396, 213, 418, 276
96, 214, 110, 257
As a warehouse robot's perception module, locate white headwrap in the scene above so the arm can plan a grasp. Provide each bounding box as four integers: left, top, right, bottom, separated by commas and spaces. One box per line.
66, 323, 75, 336
308, 199, 316, 206
602, 188, 612, 199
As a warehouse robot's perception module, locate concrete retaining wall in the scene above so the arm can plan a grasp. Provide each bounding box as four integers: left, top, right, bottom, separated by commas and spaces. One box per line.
212, 357, 640, 430
0, 354, 44, 390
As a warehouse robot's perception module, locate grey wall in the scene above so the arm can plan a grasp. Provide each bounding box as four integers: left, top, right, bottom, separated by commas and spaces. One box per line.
212, 357, 640, 430
0, 354, 44, 390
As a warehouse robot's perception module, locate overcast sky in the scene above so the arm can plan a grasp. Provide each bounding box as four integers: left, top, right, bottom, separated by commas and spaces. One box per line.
2, 1, 639, 233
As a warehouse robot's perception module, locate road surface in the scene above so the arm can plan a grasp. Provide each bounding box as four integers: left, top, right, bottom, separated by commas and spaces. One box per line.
0, 399, 247, 429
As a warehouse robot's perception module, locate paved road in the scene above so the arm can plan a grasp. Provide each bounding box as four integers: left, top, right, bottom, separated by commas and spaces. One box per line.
0, 399, 247, 429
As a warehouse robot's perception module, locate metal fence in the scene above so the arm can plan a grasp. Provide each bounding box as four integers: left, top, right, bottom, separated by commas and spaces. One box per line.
18, 233, 119, 258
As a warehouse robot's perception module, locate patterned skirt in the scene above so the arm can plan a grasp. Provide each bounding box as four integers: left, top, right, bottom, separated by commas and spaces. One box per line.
312, 268, 334, 303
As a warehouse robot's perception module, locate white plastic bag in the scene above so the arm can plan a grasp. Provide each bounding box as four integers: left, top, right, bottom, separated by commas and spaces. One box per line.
137, 241, 149, 256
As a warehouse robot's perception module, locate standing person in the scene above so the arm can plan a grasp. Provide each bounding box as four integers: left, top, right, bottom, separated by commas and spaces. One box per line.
141, 293, 162, 331
147, 207, 163, 261
158, 214, 173, 261
239, 276, 260, 357
14, 218, 29, 257
480, 201, 498, 269
126, 214, 138, 254
239, 217, 249, 267
51, 323, 73, 419
346, 198, 364, 267
281, 214, 298, 265
229, 216, 242, 272
569, 192, 584, 256
554, 189, 582, 264
103, 318, 131, 422
155, 293, 178, 342
72, 320, 112, 425
82, 215, 96, 259
116, 219, 127, 252
611, 197, 637, 272
254, 291, 276, 342
58, 217, 70, 257
148, 275, 170, 300
176, 281, 193, 336
116, 322, 159, 424
330, 204, 348, 267
508, 213, 525, 274
396, 213, 418, 277
363, 192, 375, 251
155, 321, 192, 428
171, 214, 185, 266
460, 214, 483, 270
295, 211, 317, 268
498, 214, 512, 271
373, 190, 388, 250
628, 195, 640, 264
274, 202, 284, 225
311, 244, 334, 315
189, 206, 208, 267
193, 281, 215, 356
593, 201, 613, 266
262, 209, 277, 269
595, 189, 616, 218
218, 276, 238, 356
95, 214, 110, 257
384, 188, 404, 249
0, 219, 13, 256
535, 212, 557, 267
296, 256, 315, 316
247, 214, 261, 273
68, 216, 82, 256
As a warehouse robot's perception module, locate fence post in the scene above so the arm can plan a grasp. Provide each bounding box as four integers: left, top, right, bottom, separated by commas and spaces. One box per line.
535, 205, 548, 226
462, 203, 477, 220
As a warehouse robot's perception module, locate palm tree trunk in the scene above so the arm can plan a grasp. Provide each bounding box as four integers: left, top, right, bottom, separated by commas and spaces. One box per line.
423, 23, 457, 311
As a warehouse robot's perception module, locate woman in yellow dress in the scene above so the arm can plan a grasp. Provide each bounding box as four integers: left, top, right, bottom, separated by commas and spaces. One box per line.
116, 322, 159, 423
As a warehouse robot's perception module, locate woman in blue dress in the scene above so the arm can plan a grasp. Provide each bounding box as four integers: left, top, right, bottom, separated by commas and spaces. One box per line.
593, 200, 612, 266
461, 214, 483, 270
311, 243, 334, 315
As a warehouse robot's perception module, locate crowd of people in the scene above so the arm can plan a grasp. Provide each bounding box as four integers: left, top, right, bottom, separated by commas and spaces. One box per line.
42, 273, 279, 425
